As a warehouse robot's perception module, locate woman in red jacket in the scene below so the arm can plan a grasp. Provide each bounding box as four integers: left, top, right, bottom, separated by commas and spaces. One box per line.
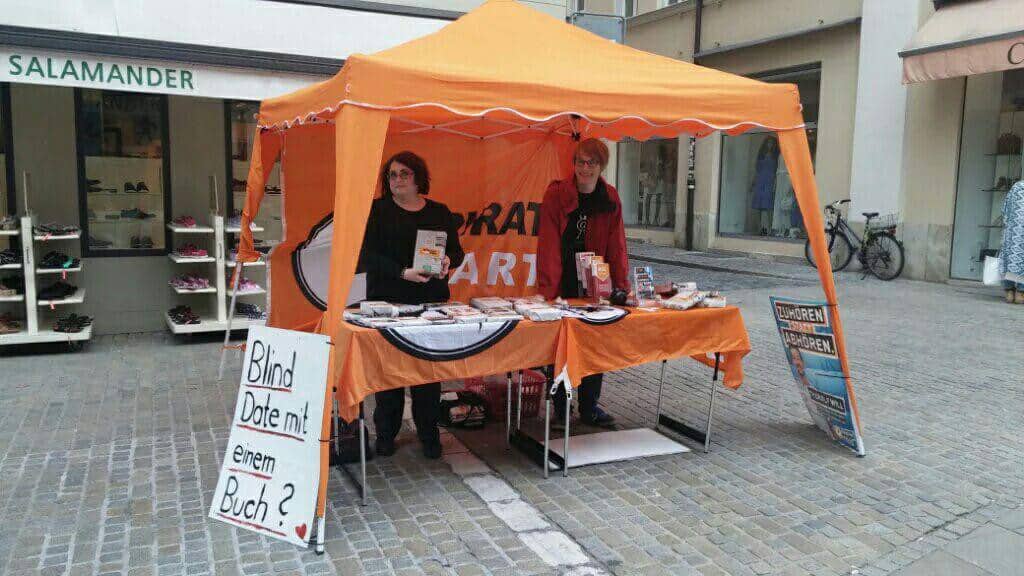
537, 138, 630, 428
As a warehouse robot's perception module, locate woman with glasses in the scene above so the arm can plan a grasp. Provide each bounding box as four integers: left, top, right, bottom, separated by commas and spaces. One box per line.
359, 150, 465, 459
537, 138, 630, 429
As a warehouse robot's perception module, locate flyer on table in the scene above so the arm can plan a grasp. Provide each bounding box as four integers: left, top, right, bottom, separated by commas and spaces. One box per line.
770, 296, 865, 456
209, 326, 331, 547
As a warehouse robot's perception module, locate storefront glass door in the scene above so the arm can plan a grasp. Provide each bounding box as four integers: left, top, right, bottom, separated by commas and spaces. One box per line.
951, 69, 1024, 280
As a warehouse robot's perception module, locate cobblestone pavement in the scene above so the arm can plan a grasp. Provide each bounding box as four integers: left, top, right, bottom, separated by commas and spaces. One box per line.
1, 247, 1022, 576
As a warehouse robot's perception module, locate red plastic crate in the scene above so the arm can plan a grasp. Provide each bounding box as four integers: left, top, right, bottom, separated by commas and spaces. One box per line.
464, 369, 546, 420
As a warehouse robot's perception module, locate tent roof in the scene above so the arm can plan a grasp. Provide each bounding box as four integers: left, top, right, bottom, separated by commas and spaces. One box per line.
256, 0, 807, 140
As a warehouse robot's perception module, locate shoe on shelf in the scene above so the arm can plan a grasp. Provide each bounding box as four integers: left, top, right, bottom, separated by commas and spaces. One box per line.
33, 223, 80, 236
136, 181, 150, 193
580, 407, 616, 429
1016, 291, 1024, 305
422, 441, 442, 460
234, 277, 260, 293
0, 313, 21, 334
39, 251, 79, 270
174, 244, 208, 258
38, 281, 76, 301
0, 215, 16, 230
1008, 289, 1017, 304
0, 249, 20, 266
89, 235, 113, 249
124, 182, 136, 193
168, 305, 200, 325
54, 313, 93, 333
172, 215, 196, 228
375, 438, 396, 457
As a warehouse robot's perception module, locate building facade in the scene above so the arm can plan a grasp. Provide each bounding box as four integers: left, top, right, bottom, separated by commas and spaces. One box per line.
0, 0, 574, 336
619, 0, 1021, 284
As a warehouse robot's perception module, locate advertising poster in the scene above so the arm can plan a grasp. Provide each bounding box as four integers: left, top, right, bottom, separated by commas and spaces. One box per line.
209, 326, 331, 546
770, 296, 865, 456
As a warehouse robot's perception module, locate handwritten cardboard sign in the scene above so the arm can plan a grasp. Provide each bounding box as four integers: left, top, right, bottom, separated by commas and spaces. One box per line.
209, 326, 331, 546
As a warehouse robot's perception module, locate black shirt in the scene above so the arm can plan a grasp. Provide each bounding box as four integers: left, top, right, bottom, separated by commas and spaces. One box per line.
358, 196, 465, 305
558, 181, 610, 298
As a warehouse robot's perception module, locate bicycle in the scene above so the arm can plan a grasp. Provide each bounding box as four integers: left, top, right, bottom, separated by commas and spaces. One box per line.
805, 199, 905, 281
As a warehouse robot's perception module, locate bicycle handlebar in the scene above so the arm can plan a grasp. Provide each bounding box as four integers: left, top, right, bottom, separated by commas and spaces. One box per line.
824, 199, 852, 213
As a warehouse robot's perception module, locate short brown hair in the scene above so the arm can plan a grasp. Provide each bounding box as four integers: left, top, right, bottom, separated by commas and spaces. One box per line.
576, 138, 609, 169
381, 151, 430, 197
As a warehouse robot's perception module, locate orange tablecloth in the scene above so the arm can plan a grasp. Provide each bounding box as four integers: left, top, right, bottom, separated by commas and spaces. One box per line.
335, 306, 751, 421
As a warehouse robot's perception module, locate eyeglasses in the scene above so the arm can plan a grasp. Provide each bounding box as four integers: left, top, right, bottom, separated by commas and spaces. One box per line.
388, 169, 414, 181
575, 158, 600, 168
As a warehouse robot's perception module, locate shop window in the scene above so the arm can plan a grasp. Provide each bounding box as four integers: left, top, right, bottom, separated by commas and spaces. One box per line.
717, 66, 820, 241
616, 137, 679, 229
0, 84, 14, 249
226, 101, 282, 246
75, 89, 170, 256
950, 69, 1024, 280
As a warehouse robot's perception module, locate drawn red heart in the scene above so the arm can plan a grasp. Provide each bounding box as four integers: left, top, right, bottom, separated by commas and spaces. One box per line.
295, 523, 307, 540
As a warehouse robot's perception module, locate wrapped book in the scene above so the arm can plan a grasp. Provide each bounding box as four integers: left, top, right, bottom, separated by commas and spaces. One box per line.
575, 252, 596, 295
661, 290, 704, 311
413, 230, 447, 276
587, 261, 613, 303
470, 297, 514, 312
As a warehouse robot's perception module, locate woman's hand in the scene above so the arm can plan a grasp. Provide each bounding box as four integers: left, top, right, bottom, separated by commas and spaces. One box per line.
401, 268, 432, 283
440, 256, 452, 277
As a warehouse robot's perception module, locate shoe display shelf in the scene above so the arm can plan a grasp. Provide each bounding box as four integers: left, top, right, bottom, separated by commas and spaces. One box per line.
0, 215, 92, 346
224, 217, 268, 323
165, 213, 265, 334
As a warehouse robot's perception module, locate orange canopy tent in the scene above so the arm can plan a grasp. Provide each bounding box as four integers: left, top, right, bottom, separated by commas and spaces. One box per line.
234, 0, 855, 520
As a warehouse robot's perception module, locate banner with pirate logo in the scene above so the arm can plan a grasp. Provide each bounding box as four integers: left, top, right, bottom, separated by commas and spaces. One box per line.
271, 126, 574, 332
770, 296, 864, 456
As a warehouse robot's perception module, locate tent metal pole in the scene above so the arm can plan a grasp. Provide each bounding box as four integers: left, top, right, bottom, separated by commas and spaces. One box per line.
655, 360, 667, 423
217, 265, 243, 381
516, 370, 524, 431
704, 353, 720, 454
359, 402, 367, 505
543, 396, 551, 479
562, 383, 571, 478
505, 372, 512, 446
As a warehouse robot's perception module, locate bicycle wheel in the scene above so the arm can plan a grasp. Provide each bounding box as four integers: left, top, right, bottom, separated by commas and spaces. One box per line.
805, 230, 853, 272
863, 231, 905, 281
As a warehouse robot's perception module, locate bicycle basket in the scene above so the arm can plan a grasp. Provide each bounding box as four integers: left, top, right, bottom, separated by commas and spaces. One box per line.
867, 212, 901, 233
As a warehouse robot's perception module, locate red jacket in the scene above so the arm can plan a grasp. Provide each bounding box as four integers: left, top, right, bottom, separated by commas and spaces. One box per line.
537, 177, 631, 299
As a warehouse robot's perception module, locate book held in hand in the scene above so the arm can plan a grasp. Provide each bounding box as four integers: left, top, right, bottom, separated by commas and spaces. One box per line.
588, 261, 613, 303
575, 251, 596, 296
413, 230, 447, 276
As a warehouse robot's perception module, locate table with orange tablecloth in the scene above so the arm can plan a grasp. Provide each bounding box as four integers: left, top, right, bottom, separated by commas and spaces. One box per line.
333, 304, 751, 486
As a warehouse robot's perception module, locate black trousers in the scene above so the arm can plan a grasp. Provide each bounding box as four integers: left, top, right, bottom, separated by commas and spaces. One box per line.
373, 383, 441, 446
553, 373, 603, 418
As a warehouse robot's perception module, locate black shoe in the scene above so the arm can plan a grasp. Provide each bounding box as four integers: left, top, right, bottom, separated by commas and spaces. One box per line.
580, 407, 616, 429
422, 441, 442, 460
375, 439, 396, 457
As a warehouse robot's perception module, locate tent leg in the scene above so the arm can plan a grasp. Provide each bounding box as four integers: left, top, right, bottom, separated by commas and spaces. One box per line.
516, 370, 524, 431
654, 360, 667, 424
505, 372, 512, 447
315, 514, 326, 554
543, 396, 551, 479
359, 403, 367, 505
704, 353, 720, 454
217, 267, 243, 381
562, 384, 571, 478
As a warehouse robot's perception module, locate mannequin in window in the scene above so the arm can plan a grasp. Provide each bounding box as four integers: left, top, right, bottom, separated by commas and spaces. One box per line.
750, 136, 780, 235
